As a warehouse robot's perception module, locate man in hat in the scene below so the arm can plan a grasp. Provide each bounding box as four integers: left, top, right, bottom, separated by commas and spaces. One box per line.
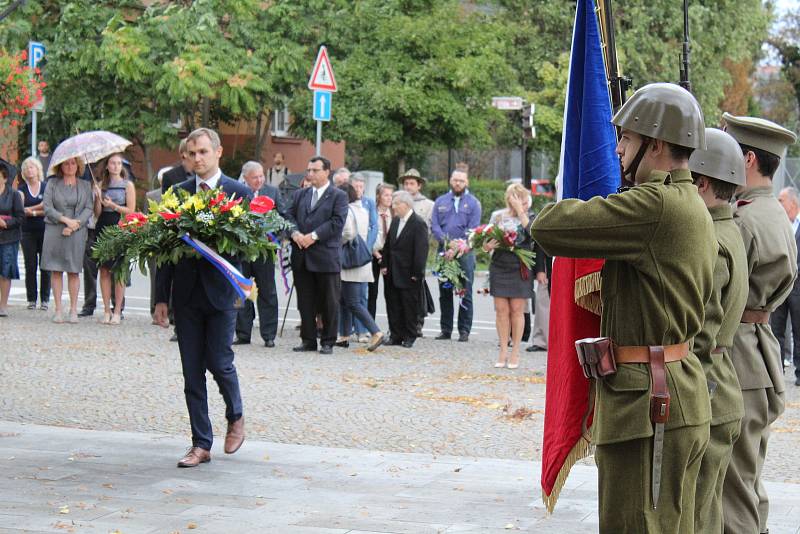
721, 113, 798, 534
531, 83, 715, 531
689, 128, 749, 534
401, 169, 434, 230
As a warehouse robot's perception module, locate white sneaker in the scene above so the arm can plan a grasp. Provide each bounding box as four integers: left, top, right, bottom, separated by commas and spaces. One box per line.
785, 359, 793, 367
357, 334, 370, 343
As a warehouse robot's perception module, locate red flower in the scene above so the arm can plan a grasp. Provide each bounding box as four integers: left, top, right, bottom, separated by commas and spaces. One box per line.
209, 192, 226, 207
119, 212, 148, 232
249, 195, 275, 214
503, 230, 517, 247
159, 211, 181, 220
219, 197, 243, 213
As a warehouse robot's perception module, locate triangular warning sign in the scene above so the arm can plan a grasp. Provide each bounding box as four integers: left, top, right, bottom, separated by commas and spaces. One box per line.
308, 46, 337, 92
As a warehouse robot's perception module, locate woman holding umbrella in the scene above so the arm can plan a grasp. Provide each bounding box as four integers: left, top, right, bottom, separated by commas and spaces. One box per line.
42, 157, 97, 323
96, 153, 135, 324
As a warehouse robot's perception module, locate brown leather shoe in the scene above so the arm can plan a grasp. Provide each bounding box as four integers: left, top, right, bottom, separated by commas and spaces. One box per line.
224, 416, 245, 454
177, 447, 211, 468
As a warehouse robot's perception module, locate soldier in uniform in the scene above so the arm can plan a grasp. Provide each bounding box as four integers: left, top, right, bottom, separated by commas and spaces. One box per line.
531, 83, 714, 533
721, 114, 798, 534
689, 128, 749, 533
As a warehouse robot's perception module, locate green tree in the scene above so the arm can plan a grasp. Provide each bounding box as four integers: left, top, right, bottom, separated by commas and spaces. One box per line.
289, 0, 519, 181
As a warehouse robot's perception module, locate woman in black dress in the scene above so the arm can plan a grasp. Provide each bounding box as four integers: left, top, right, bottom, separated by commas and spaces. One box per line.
483, 184, 534, 369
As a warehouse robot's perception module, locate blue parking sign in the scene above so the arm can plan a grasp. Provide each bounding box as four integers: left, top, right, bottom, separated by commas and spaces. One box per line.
28, 41, 45, 69
313, 90, 332, 122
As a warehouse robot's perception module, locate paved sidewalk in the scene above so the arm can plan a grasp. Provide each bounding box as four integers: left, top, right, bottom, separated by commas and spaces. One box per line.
2, 422, 797, 534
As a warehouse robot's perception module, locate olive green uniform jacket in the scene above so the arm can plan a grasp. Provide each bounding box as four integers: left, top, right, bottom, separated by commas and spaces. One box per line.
693, 204, 748, 534
723, 186, 797, 534
531, 169, 714, 533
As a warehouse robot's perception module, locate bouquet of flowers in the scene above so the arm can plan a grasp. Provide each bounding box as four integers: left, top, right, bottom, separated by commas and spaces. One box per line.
431, 238, 470, 294
92, 187, 290, 289
467, 222, 535, 269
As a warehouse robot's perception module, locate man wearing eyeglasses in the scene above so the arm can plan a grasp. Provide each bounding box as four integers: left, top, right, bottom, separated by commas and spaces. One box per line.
285, 156, 349, 354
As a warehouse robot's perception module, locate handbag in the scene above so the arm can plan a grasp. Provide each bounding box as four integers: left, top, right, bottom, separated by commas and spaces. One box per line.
340, 207, 373, 269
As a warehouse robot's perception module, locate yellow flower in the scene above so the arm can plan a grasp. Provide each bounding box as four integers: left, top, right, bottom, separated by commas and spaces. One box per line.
161, 192, 180, 210
191, 196, 206, 211
181, 199, 194, 211
229, 204, 244, 218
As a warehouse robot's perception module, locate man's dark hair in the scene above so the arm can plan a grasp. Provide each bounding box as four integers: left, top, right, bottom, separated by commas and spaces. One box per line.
667, 142, 694, 161
339, 182, 358, 203
739, 144, 781, 179
309, 156, 331, 172
691, 173, 738, 201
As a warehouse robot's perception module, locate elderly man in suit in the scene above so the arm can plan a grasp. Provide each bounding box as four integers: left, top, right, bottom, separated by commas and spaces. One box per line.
233, 161, 285, 348
154, 128, 253, 468
381, 191, 429, 348
285, 156, 348, 355
773, 186, 800, 379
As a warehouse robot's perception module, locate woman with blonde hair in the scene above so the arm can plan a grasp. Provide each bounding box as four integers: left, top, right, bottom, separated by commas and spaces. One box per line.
95, 153, 136, 324
483, 183, 535, 369
18, 157, 50, 310
41, 157, 96, 323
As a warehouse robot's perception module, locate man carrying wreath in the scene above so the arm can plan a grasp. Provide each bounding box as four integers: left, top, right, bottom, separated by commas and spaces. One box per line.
154, 128, 253, 468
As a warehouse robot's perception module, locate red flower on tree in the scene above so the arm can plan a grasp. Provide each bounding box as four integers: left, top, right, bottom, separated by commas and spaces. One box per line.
249, 195, 275, 214
0, 49, 46, 127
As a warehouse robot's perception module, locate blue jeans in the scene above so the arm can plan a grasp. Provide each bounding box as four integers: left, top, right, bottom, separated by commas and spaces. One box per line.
339, 281, 380, 336
438, 252, 475, 335
352, 282, 370, 334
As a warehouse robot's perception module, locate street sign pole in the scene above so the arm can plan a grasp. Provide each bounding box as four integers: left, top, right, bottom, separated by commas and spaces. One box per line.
308, 46, 337, 158
28, 41, 45, 157
31, 111, 36, 157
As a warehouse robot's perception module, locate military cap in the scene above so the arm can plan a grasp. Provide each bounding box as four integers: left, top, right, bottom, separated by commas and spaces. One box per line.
689, 128, 746, 186
721, 112, 797, 158
400, 168, 426, 184
612, 83, 706, 149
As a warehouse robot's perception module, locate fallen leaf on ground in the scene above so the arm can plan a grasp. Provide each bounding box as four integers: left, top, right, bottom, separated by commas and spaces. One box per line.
187, 522, 198, 529
58, 505, 69, 514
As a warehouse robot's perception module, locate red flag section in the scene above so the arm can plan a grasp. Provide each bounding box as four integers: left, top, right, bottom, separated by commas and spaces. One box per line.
541, 257, 603, 510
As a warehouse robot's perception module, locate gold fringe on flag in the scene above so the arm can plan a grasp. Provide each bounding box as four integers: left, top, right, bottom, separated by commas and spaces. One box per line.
574, 271, 602, 316
542, 436, 595, 513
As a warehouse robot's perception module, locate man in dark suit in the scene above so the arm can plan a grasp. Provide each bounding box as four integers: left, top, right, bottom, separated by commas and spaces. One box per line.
773, 186, 800, 384
234, 161, 285, 348
381, 191, 429, 348
285, 156, 348, 354
154, 128, 253, 468
161, 138, 194, 193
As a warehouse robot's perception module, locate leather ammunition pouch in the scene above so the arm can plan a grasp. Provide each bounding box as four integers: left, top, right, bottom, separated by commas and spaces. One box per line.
575, 337, 617, 379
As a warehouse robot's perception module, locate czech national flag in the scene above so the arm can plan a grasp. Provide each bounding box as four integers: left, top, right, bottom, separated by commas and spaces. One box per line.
540, 0, 620, 511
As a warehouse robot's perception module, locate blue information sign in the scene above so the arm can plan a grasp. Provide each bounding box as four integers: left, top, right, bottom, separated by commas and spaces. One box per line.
28, 41, 45, 69
313, 90, 332, 122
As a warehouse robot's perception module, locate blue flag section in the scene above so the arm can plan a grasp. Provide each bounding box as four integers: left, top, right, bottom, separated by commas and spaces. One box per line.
542, 0, 621, 511
558, 0, 619, 201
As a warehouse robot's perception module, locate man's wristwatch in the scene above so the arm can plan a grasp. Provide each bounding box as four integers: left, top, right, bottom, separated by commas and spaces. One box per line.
310, 231, 319, 241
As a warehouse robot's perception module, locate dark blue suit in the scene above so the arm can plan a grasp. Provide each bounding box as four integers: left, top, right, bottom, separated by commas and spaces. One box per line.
155, 174, 253, 450
235, 183, 285, 343
285, 184, 348, 347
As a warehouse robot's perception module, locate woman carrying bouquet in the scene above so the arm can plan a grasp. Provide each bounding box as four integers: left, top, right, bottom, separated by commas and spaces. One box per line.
483, 184, 534, 369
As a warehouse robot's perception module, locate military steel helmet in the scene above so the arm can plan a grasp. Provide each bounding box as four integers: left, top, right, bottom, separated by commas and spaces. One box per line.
611, 83, 706, 149
688, 128, 746, 186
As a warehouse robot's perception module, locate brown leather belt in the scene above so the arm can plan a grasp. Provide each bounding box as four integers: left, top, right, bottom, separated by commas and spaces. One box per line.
741, 309, 770, 324
613, 342, 689, 364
